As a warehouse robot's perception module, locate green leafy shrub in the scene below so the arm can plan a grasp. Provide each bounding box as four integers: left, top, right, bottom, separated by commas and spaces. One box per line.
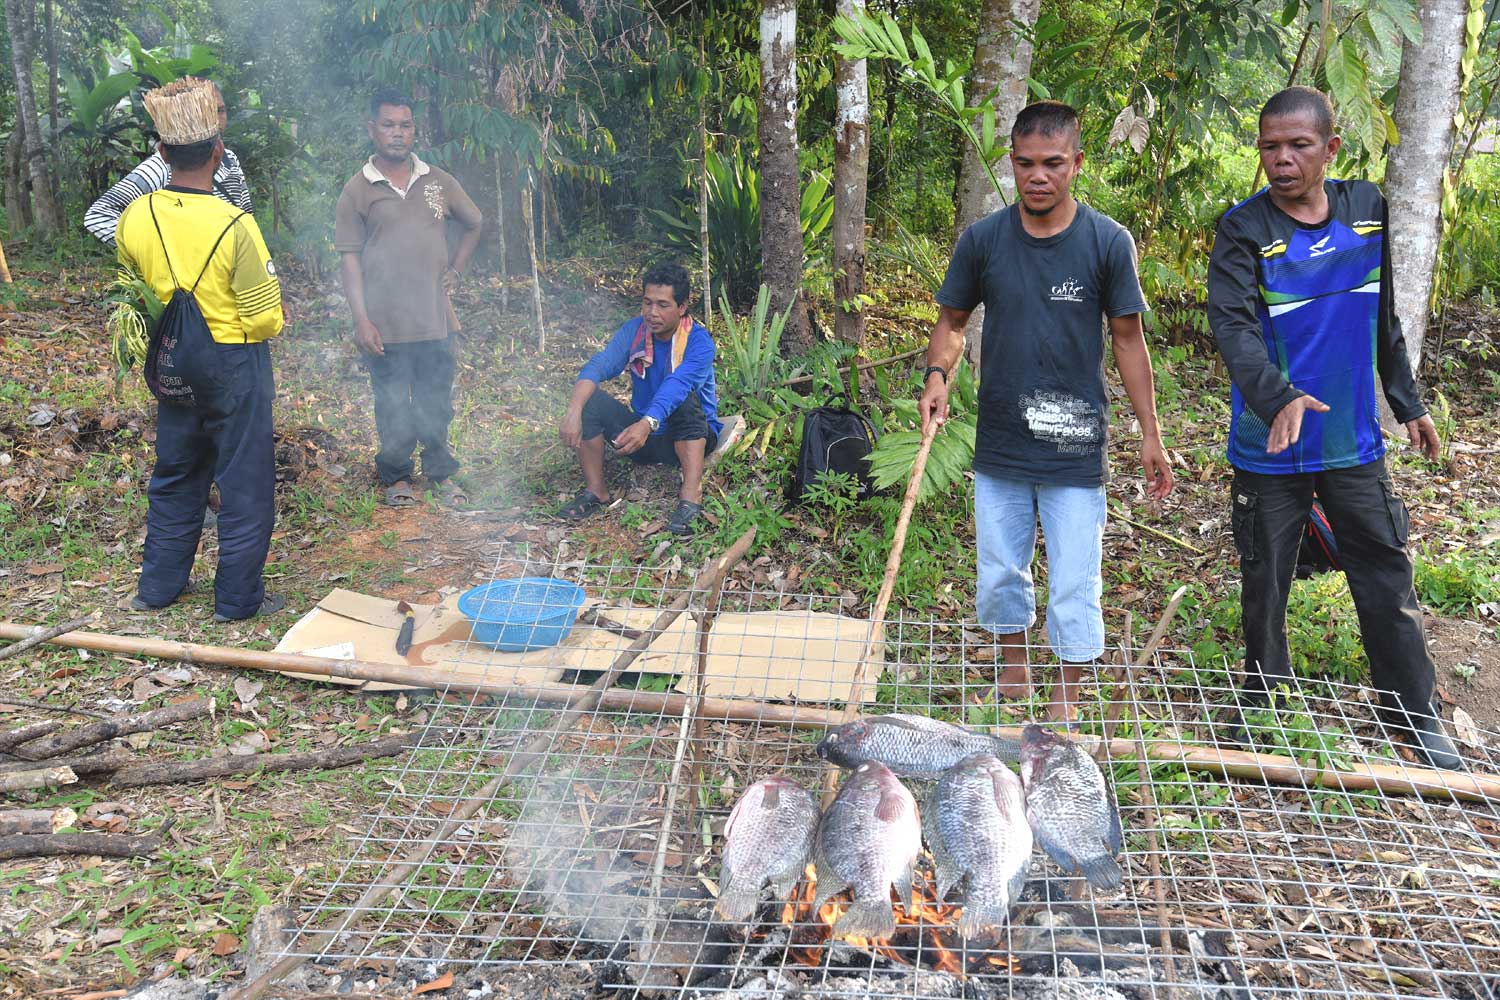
1414, 546, 1500, 616
865, 360, 978, 503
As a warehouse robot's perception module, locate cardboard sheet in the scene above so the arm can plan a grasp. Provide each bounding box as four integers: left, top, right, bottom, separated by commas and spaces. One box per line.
273, 589, 875, 703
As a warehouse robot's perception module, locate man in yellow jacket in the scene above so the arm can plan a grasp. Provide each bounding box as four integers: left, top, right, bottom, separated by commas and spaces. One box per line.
116, 77, 285, 622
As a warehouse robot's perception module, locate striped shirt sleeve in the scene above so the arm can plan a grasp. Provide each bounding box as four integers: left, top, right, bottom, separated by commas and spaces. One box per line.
84, 153, 170, 247
216, 148, 254, 213
231, 216, 283, 341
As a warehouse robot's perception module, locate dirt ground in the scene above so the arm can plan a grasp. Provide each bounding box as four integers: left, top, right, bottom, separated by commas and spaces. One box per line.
1, 246, 1498, 997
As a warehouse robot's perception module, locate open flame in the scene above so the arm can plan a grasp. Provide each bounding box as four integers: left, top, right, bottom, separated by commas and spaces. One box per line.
776, 869, 1018, 977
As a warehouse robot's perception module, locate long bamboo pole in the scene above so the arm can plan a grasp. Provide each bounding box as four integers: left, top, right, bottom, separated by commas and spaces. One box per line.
1, 628, 1496, 806
223, 527, 755, 1000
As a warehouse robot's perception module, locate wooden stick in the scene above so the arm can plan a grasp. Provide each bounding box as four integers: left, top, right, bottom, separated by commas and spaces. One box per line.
771, 346, 928, 389
1099, 586, 1188, 755
1109, 505, 1206, 555
684, 567, 728, 845
0, 748, 133, 777
0, 765, 77, 794
824, 418, 941, 806
0, 806, 77, 835
0, 817, 174, 861
112, 729, 424, 788
0, 613, 97, 661
0, 698, 112, 720
225, 527, 756, 1000
1122, 649, 1177, 985
0, 720, 61, 753
10, 697, 212, 760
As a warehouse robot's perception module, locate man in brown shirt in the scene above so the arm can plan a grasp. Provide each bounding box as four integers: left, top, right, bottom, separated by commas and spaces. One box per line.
335, 87, 483, 506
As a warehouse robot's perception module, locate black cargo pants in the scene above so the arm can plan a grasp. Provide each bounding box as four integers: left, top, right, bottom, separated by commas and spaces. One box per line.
1230, 458, 1436, 721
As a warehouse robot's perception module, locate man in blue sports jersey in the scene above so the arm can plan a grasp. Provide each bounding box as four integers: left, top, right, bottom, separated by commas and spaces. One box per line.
1207, 87, 1459, 770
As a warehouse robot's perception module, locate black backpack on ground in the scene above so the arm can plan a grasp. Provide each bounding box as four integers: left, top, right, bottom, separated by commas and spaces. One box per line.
786, 397, 879, 506
142, 198, 247, 409
1295, 497, 1341, 578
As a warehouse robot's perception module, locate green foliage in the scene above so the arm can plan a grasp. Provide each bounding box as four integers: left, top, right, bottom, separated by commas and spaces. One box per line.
1413, 546, 1500, 616
865, 360, 979, 503
105, 269, 164, 381
800, 469, 862, 542
647, 147, 833, 310
714, 284, 796, 398
867, 217, 949, 296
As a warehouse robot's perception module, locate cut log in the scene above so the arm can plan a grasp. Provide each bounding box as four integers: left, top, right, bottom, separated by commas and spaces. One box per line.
111, 730, 421, 788
0, 747, 133, 777
0, 817, 173, 861
0, 806, 77, 835
0, 720, 61, 753
0, 765, 76, 793
11, 697, 211, 760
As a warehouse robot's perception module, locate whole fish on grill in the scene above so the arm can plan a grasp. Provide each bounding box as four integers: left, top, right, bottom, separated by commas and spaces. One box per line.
811, 761, 922, 939
816, 713, 1022, 777
1018, 724, 1123, 890
923, 752, 1033, 938
716, 776, 819, 921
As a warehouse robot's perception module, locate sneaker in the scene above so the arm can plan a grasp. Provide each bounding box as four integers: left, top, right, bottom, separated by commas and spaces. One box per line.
666, 500, 704, 537
213, 592, 286, 624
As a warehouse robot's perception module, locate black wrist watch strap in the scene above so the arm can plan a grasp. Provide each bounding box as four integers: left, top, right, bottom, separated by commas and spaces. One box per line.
923, 365, 948, 384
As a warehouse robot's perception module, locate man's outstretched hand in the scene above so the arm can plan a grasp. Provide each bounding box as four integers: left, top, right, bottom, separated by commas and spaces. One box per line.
613, 419, 652, 455
353, 319, 385, 357
1267, 394, 1330, 455
1407, 413, 1440, 462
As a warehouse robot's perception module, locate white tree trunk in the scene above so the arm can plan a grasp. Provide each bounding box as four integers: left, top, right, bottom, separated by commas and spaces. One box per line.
3, 0, 62, 233
832, 0, 870, 346
953, 0, 1040, 367
1386, 0, 1467, 375
759, 0, 811, 350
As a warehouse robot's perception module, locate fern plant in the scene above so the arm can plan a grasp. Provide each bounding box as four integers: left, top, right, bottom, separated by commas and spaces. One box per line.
864, 359, 979, 503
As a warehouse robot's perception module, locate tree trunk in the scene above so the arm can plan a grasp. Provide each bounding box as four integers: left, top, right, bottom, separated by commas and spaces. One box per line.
45, 0, 58, 154
494, 153, 510, 315
1386, 0, 1467, 375
832, 0, 870, 346
2, 0, 62, 234
4, 129, 31, 233
698, 43, 712, 329
953, 0, 1041, 367
522, 175, 545, 351
759, 0, 812, 350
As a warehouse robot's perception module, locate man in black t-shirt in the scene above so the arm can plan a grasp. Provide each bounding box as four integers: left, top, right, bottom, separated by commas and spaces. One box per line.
919, 101, 1174, 723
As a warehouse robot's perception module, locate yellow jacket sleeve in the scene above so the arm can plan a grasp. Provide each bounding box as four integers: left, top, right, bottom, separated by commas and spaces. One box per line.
230, 215, 284, 341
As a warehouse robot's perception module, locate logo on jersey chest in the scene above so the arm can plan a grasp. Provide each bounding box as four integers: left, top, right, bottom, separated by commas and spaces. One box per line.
1049, 278, 1085, 303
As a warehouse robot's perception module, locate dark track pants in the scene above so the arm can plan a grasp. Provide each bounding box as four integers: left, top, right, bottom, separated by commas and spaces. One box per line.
1230, 458, 1436, 720
141, 341, 276, 620
364, 338, 459, 486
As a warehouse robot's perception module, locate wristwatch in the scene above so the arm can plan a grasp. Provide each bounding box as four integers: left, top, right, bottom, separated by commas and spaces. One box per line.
644, 415, 661, 432
923, 365, 949, 384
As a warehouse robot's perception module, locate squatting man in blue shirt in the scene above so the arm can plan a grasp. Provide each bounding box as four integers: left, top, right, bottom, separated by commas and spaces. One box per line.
558, 262, 722, 537
1207, 86, 1460, 771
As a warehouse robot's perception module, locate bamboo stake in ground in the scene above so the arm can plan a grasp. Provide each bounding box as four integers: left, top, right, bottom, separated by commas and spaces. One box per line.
225, 527, 756, 1000
823, 418, 941, 806
1099, 586, 1189, 755
684, 566, 728, 846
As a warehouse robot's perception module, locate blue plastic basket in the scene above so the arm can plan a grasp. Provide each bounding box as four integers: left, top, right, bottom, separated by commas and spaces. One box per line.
458, 577, 588, 652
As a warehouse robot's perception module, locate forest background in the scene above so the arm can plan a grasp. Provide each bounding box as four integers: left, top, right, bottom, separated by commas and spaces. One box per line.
2, 0, 1500, 991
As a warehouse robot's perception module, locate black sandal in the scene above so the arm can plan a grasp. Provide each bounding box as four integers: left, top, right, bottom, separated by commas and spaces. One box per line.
666, 500, 704, 536
558, 488, 606, 520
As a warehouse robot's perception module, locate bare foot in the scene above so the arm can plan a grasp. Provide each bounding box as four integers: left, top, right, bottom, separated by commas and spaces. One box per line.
994, 662, 1031, 698
1045, 664, 1087, 725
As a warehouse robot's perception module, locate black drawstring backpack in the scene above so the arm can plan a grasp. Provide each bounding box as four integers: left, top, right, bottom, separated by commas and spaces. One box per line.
786, 396, 879, 506
142, 196, 247, 409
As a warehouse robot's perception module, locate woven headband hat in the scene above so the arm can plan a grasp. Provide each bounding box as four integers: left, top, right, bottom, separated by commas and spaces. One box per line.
142, 77, 221, 145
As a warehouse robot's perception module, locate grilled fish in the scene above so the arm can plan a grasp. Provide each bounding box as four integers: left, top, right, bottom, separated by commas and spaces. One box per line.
1018, 724, 1124, 890
816, 713, 1022, 777
923, 752, 1033, 938
717, 776, 819, 921
811, 761, 922, 939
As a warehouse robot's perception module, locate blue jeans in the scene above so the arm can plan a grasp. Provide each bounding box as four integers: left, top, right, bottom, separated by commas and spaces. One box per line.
974, 470, 1106, 662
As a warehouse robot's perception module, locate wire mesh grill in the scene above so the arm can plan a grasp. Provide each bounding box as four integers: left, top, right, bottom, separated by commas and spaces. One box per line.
287, 549, 1500, 1000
